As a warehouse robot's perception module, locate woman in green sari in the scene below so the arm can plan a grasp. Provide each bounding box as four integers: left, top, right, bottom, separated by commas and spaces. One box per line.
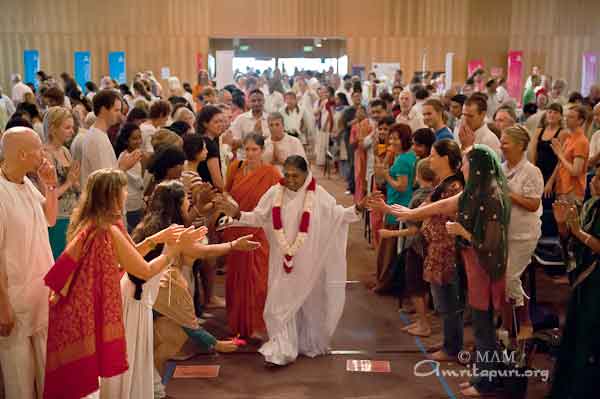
550, 166, 600, 398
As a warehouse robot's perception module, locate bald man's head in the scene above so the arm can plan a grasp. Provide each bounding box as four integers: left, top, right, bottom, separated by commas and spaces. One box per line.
1, 127, 44, 173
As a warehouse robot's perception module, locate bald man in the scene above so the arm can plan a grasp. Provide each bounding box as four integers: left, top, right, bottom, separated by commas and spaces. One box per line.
0, 127, 58, 398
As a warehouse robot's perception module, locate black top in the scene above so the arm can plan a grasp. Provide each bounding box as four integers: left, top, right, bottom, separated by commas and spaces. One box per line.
197, 135, 220, 185
536, 127, 562, 183
127, 244, 164, 300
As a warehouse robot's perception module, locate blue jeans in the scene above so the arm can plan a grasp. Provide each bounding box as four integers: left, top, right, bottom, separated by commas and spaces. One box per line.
470, 307, 499, 393
430, 274, 464, 356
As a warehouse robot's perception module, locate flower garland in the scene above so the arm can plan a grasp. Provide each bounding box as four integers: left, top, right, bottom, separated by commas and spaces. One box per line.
272, 177, 316, 273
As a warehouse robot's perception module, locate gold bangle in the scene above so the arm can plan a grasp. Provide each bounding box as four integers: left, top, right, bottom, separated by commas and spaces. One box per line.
147, 237, 157, 249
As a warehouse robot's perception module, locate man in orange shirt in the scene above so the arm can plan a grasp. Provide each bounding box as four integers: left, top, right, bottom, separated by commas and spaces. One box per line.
550, 105, 590, 203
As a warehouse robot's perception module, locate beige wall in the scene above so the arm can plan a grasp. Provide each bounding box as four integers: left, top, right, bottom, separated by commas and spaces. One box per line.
0, 0, 598, 92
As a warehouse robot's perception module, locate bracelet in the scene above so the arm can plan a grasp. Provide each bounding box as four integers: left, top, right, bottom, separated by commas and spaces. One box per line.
147, 237, 157, 249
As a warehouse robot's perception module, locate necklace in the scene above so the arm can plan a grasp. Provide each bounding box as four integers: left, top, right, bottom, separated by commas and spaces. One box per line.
271, 177, 316, 273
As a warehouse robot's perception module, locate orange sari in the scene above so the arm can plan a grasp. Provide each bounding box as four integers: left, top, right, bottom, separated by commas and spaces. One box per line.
350, 119, 372, 204
44, 223, 128, 399
222, 160, 281, 336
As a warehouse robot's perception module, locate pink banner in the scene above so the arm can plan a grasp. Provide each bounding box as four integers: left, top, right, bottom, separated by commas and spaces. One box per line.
467, 59, 484, 77
581, 52, 598, 97
507, 50, 523, 105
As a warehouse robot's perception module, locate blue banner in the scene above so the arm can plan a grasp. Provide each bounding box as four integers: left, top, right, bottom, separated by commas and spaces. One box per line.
74, 51, 91, 89
23, 49, 40, 89
108, 51, 126, 84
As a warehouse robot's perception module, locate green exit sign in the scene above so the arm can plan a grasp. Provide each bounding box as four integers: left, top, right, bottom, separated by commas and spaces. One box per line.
239, 44, 250, 51
303, 45, 314, 52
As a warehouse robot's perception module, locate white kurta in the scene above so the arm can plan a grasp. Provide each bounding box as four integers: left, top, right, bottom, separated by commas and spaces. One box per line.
100, 271, 165, 399
315, 108, 332, 166
238, 175, 360, 365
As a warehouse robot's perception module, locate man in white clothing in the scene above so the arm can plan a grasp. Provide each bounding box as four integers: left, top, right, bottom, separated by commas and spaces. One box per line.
230, 89, 270, 159
11, 74, 33, 105
280, 91, 313, 146
263, 112, 306, 169
224, 156, 364, 366
80, 90, 140, 186
395, 90, 426, 133
459, 95, 502, 156
0, 127, 58, 399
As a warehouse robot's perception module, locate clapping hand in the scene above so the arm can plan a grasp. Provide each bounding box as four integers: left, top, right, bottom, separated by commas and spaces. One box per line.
565, 205, 581, 232
390, 204, 413, 222
119, 149, 143, 171
192, 182, 218, 212
459, 123, 475, 149
552, 201, 570, 225
38, 157, 58, 188
67, 161, 81, 188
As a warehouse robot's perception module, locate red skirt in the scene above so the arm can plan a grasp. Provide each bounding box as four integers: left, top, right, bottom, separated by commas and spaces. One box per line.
461, 247, 505, 311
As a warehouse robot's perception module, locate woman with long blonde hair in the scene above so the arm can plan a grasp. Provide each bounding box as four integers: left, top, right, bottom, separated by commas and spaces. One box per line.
43, 106, 80, 258
43, 168, 203, 399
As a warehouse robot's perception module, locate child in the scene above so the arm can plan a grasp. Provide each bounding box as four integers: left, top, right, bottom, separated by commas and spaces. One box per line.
379, 158, 436, 337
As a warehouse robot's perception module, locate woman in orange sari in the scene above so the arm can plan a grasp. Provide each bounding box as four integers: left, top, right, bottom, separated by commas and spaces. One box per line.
350, 105, 372, 204
221, 133, 281, 340
43, 169, 203, 399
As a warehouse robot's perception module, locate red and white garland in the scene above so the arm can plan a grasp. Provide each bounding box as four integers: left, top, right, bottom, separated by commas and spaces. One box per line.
272, 177, 316, 273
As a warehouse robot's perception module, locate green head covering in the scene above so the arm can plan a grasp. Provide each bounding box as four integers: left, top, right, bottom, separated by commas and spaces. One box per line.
457, 144, 511, 280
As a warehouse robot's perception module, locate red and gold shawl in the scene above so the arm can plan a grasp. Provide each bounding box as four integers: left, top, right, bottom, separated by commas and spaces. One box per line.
43, 222, 128, 399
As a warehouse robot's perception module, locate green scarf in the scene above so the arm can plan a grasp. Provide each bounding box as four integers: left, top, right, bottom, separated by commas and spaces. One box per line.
457, 144, 511, 280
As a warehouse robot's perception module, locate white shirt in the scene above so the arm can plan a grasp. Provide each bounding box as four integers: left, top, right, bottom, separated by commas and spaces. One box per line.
0, 94, 16, 117
262, 134, 307, 170
395, 108, 426, 134
474, 123, 502, 157
118, 152, 144, 212
11, 81, 33, 104
265, 92, 284, 114
589, 129, 600, 159
80, 126, 117, 186
502, 157, 543, 241
230, 110, 271, 159
0, 175, 52, 336
140, 121, 158, 153
279, 106, 312, 136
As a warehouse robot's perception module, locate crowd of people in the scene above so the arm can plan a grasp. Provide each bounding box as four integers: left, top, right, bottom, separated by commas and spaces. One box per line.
0, 63, 599, 398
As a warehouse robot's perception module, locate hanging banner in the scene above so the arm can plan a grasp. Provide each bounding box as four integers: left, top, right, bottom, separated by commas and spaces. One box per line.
445, 53, 454, 90
23, 49, 40, 89
581, 52, 598, 97
108, 51, 126, 84
215, 50, 234, 89
507, 50, 523, 104
74, 51, 91, 89
467, 59, 484, 77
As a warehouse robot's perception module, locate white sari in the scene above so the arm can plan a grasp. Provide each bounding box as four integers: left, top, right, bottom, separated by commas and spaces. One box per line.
238, 173, 360, 365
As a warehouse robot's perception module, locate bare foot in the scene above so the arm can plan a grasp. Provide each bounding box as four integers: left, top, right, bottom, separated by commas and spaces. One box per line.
407, 325, 431, 337
459, 381, 471, 389
205, 296, 226, 309
461, 385, 489, 397
401, 322, 417, 331
215, 340, 238, 353
429, 350, 455, 362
